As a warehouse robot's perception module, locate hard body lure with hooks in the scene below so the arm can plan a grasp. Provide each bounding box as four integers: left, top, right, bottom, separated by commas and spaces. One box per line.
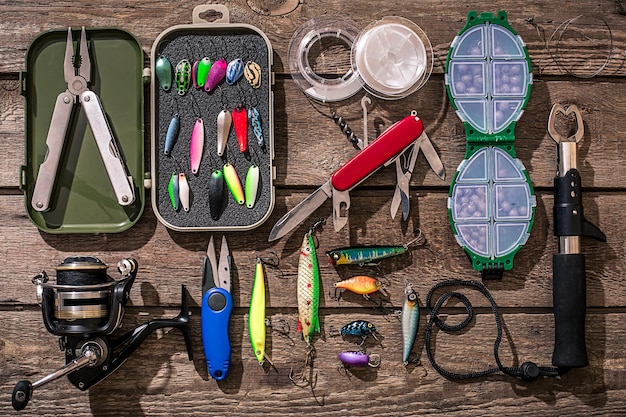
402, 283, 419, 365
209, 169, 225, 220
244, 61, 262, 89
190, 118, 204, 175
155, 55, 172, 91
196, 57, 212, 88
178, 173, 190, 212
340, 320, 377, 338
168, 172, 179, 211
226, 58, 245, 85
297, 229, 321, 345
217, 109, 232, 157
334, 276, 388, 297
232, 106, 248, 153
337, 351, 381, 368
248, 107, 264, 147
249, 258, 267, 364
164, 113, 180, 156
223, 163, 245, 205
205, 58, 227, 92
326, 234, 424, 266
245, 164, 260, 209
175, 59, 191, 95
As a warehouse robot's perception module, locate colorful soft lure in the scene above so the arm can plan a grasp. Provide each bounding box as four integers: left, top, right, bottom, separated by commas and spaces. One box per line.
190, 118, 204, 175
249, 258, 267, 364
178, 173, 190, 212
168, 172, 180, 211
164, 113, 180, 156
248, 107, 264, 147
232, 106, 248, 153
245, 164, 260, 209
217, 109, 232, 157
223, 163, 244, 205
244, 60, 262, 89
226, 58, 245, 85
334, 276, 388, 298
175, 59, 191, 95
401, 283, 419, 365
196, 57, 212, 88
297, 229, 321, 346
205, 58, 227, 92
209, 169, 225, 221
155, 55, 172, 91
326, 233, 425, 266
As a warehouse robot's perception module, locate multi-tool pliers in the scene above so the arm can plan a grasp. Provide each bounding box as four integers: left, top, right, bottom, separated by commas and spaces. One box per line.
31, 27, 135, 212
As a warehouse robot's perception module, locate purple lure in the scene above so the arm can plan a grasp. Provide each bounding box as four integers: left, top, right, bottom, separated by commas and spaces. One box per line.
204, 58, 227, 92
337, 351, 370, 367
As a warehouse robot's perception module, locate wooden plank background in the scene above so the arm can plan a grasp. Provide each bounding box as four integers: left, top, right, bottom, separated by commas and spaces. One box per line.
1, 1, 625, 415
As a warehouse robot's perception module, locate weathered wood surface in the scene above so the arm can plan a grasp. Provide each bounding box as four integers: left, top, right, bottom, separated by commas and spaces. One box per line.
1, 0, 625, 416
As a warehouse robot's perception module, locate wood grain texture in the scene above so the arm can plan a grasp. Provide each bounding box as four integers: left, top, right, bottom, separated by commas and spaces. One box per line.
1, 0, 625, 415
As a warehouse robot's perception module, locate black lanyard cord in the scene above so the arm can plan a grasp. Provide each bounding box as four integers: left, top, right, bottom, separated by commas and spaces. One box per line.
424, 279, 560, 381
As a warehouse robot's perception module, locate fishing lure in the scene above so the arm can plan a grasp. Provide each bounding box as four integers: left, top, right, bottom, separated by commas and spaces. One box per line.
216, 109, 232, 157
232, 106, 248, 153
337, 351, 381, 368
223, 163, 245, 205
244, 60, 262, 89
189, 118, 204, 175
205, 58, 227, 92
248, 107, 264, 147
175, 59, 191, 95
402, 283, 419, 365
167, 172, 179, 211
155, 55, 172, 91
226, 58, 245, 85
249, 258, 267, 364
196, 57, 212, 88
326, 232, 425, 266
333, 276, 388, 298
192, 59, 200, 89
164, 113, 179, 156
297, 225, 321, 346
245, 164, 260, 209
208, 169, 225, 221
340, 320, 377, 340
178, 173, 190, 212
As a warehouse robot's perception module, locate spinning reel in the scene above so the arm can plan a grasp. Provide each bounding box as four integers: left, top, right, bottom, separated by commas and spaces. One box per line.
12, 256, 193, 411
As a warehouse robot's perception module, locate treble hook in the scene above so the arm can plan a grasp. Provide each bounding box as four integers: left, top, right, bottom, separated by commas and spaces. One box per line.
289, 345, 317, 388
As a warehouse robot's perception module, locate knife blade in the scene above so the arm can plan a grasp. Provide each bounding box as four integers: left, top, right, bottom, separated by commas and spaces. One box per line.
269, 114, 425, 241
418, 132, 445, 180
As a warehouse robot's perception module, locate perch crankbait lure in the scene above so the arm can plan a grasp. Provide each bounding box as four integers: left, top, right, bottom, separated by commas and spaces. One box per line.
248, 107, 264, 147
224, 163, 245, 205
178, 173, 190, 212
402, 283, 419, 365
205, 58, 227, 92
326, 232, 425, 266
249, 258, 267, 364
175, 59, 191, 95
209, 169, 225, 221
168, 172, 180, 211
232, 106, 248, 153
333, 276, 388, 298
189, 118, 204, 175
196, 57, 212, 88
244, 60, 262, 89
297, 225, 321, 345
155, 55, 172, 91
337, 351, 381, 368
217, 109, 232, 157
245, 164, 260, 209
164, 113, 180, 156
226, 58, 245, 85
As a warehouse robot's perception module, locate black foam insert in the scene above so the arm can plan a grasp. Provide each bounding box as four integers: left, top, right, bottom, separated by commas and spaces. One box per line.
154, 28, 272, 229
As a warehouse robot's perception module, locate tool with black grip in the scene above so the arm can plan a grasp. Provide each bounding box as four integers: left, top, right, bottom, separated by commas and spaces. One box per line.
548, 103, 606, 368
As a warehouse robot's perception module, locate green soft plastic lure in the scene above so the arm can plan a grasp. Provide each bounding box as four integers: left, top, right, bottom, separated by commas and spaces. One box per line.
249, 258, 267, 364
297, 230, 321, 345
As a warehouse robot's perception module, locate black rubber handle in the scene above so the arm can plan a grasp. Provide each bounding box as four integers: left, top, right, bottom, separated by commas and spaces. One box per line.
12, 380, 32, 411
552, 253, 588, 368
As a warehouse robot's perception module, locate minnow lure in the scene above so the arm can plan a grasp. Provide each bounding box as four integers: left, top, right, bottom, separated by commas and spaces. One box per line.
402, 283, 419, 365
175, 59, 191, 95
334, 276, 388, 297
337, 351, 381, 368
232, 106, 248, 153
155, 55, 172, 91
297, 228, 321, 345
226, 58, 244, 85
249, 258, 267, 364
178, 173, 190, 212
340, 320, 377, 338
248, 107, 264, 147
217, 109, 232, 157
196, 57, 212, 88
190, 118, 204, 175
245, 164, 260, 209
223, 163, 244, 205
167, 172, 179, 211
326, 233, 425, 266
208, 169, 225, 221
244, 60, 262, 89
164, 113, 179, 156
205, 58, 227, 92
